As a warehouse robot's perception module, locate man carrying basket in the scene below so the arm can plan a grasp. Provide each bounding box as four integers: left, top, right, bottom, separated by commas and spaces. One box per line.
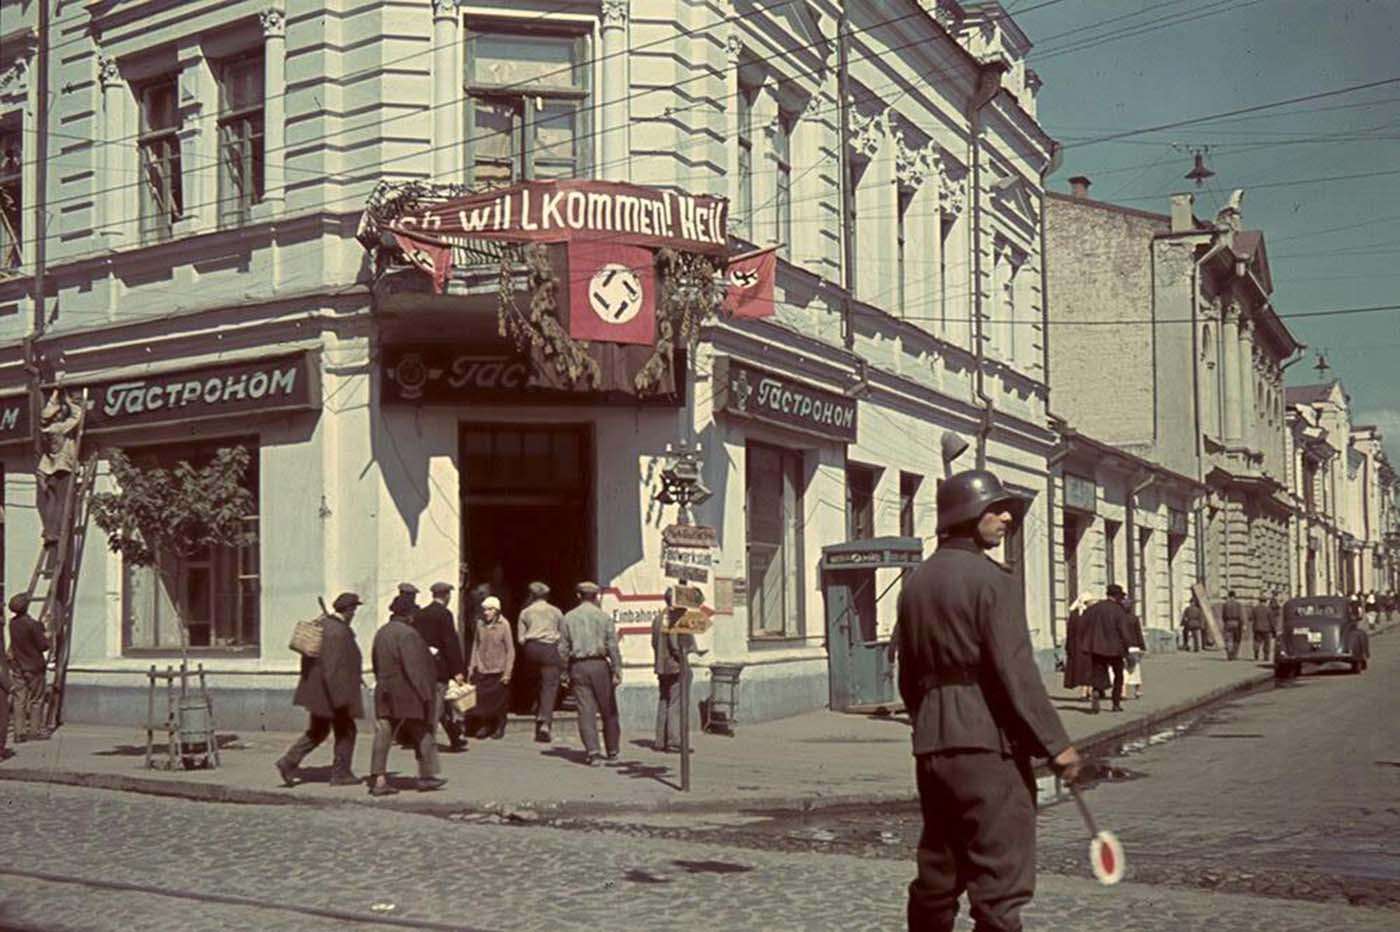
276, 592, 365, 788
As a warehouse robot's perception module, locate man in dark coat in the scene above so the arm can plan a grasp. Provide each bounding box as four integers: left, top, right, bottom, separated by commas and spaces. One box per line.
8, 593, 50, 742
0, 600, 13, 760
368, 594, 444, 797
275, 592, 364, 787
1081, 584, 1133, 714
1221, 590, 1245, 660
413, 581, 468, 752
1181, 596, 1205, 652
1251, 595, 1274, 662
896, 469, 1080, 932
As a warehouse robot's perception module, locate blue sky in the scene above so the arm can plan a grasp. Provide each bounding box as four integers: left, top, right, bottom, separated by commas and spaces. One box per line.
1020, 0, 1400, 460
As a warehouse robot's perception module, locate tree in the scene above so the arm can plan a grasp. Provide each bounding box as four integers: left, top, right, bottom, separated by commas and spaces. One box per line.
91, 445, 257, 655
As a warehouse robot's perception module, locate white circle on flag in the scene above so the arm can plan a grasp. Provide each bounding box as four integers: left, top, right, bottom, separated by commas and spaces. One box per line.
729, 268, 760, 290
589, 263, 644, 324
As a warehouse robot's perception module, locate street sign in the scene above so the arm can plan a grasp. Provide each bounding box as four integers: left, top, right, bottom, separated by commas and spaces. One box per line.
670, 585, 705, 610
664, 561, 709, 583
663, 524, 718, 548
664, 608, 712, 635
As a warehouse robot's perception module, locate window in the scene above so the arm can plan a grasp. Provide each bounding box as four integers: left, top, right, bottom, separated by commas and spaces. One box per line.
1063, 514, 1082, 605
896, 189, 912, 316
847, 464, 877, 540
1104, 519, 1120, 587
747, 443, 805, 638
217, 53, 265, 227
123, 440, 260, 653
0, 123, 19, 269
773, 109, 793, 254
899, 471, 922, 538
736, 83, 755, 239
138, 76, 183, 242
465, 28, 589, 185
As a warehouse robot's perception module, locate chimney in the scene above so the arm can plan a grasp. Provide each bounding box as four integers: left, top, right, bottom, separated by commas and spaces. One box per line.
1068, 175, 1091, 198
1170, 193, 1195, 233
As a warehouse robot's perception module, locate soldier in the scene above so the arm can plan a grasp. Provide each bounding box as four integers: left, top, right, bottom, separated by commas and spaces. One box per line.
897, 469, 1081, 932
1221, 591, 1246, 660
1181, 595, 1206, 652
1251, 594, 1274, 662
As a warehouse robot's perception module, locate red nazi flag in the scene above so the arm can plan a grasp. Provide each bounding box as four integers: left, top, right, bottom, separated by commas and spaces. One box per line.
723, 245, 777, 319
565, 240, 656, 346
394, 231, 452, 294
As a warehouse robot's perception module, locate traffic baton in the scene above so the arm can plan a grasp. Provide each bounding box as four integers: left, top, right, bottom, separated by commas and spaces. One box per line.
1069, 784, 1125, 885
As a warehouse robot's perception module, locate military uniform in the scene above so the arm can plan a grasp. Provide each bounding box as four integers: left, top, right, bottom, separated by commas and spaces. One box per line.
897, 536, 1070, 932
1251, 599, 1274, 661
1221, 598, 1245, 660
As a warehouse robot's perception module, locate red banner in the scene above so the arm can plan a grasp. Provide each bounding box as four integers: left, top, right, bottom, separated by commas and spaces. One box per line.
723, 246, 777, 319
564, 240, 656, 346
395, 232, 452, 294
387, 179, 729, 256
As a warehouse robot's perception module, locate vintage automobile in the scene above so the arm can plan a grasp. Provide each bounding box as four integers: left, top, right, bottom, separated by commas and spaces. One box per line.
1275, 596, 1370, 679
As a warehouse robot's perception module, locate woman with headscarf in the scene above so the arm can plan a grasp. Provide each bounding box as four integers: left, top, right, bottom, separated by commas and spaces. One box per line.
1063, 594, 1095, 700
466, 596, 516, 739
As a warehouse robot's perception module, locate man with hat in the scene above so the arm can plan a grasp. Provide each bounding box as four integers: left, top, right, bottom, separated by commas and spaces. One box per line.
413, 581, 468, 752
368, 592, 445, 796
8, 593, 50, 742
896, 469, 1080, 932
276, 592, 364, 787
1081, 584, 1135, 714
558, 581, 622, 765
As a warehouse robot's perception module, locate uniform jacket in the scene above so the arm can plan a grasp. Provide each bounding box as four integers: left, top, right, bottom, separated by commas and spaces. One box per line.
413, 602, 466, 683
1181, 605, 1205, 629
8, 613, 50, 676
293, 614, 363, 718
559, 602, 622, 671
1080, 599, 1133, 658
895, 538, 1070, 760
1251, 602, 1274, 632
372, 617, 437, 721
651, 613, 696, 677
1221, 599, 1245, 628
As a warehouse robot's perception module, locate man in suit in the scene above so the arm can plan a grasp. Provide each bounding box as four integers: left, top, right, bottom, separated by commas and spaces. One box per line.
1081, 584, 1133, 714
1221, 590, 1246, 660
896, 469, 1081, 932
413, 581, 468, 752
8, 593, 50, 742
275, 592, 364, 788
368, 593, 445, 797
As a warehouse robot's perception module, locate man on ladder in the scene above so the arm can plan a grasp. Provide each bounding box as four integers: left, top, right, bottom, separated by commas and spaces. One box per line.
37, 389, 83, 547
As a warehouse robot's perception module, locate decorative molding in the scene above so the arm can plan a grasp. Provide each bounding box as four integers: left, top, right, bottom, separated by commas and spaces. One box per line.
919, 0, 961, 31
259, 8, 286, 38
601, 0, 628, 29
895, 136, 935, 191
725, 33, 742, 64
0, 37, 37, 93
932, 147, 967, 216
848, 105, 887, 159
97, 54, 122, 88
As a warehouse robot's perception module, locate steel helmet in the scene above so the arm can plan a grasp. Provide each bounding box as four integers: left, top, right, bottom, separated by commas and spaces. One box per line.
936, 469, 1030, 533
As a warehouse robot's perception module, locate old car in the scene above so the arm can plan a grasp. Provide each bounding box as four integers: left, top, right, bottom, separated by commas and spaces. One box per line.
1275, 596, 1370, 679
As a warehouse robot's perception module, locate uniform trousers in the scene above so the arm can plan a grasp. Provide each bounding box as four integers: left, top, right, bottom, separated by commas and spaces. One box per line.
1183, 628, 1203, 652
1252, 630, 1273, 662
370, 717, 438, 779
569, 658, 619, 758
908, 749, 1037, 932
1224, 625, 1243, 660
12, 670, 45, 740
282, 710, 357, 778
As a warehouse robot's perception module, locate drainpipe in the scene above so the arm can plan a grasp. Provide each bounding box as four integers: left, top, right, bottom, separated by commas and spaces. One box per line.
1046, 421, 1071, 645
837, 11, 856, 353
1187, 243, 1207, 587
1040, 145, 1062, 644
1125, 470, 1155, 620
969, 62, 1006, 469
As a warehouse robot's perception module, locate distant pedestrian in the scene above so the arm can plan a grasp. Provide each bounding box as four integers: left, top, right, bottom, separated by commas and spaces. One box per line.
1221, 591, 1245, 660
8, 594, 50, 742
367, 594, 444, 797
1252, 595, 1274, 662
1081, 584, 1134, 713
1269, 592, 1284, 644
895, 469, 1080, 931
559, 581, 622, 766
1121, 606, 1146, 700
1181, 596, 1205, 652
276, 593, 364, 788
413, 581, 468, 752
518, 581, 564, 743
465, 596, 515, 739
652, 594, 704, 753
1062, 595, 1095, 699
0, 601, 13, 761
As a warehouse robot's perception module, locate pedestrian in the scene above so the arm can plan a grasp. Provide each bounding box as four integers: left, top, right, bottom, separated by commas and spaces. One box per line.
1061, 594, 1095, 700
465, 596, 515, 739
1080, 584, 1134, 713
8, 593, 50, 742
0, 601, 13, 761
558, 581, 622, 766
1221, 590, 1245, 660
1181, 596, 1205, 652
896, 469, 1080, 932
1252, 594, 1274, 662
1121, 604, 1146, 700
36, 390, 83, 546
413, 581, 468, 752
1269, 591, 1284, 646
1364, 591, 1380, 630
517, 581, 564, 743
461, 582, 492, 673
652, 595, 704, 753
367, 594, 445, 797
275, 592, 364, 788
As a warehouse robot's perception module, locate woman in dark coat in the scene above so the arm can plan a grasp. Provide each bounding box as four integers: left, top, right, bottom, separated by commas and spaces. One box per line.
1063, 595, 1095, 699
367, 595, 443, 796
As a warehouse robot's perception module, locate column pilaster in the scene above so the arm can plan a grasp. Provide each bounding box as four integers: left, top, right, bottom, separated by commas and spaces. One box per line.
260, 8, 287, 208
431, 0, 459, 179
599, 0, 629, 180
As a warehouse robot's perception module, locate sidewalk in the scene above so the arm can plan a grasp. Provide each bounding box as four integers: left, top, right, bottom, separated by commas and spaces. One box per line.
0, 644, 1331, 817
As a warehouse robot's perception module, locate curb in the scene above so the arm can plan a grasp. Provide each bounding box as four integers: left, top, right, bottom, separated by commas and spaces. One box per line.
0, 666, 1286, 820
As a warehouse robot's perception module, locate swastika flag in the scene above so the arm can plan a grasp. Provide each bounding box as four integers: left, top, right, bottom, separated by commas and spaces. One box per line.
565, 240, 656, 346
723, 245, 777, 319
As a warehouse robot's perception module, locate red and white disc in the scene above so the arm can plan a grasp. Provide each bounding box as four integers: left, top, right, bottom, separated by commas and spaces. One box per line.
1089, 830, 1125, 885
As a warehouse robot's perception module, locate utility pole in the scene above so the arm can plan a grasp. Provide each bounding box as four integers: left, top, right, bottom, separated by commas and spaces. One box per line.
836, 11, 855, 351
33, 0, 50, 338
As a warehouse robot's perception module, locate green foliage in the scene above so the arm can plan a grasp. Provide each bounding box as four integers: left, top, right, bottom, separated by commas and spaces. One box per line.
91, 446, 257, 569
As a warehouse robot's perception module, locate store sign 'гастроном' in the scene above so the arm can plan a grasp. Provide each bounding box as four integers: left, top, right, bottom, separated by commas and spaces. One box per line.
713, 356, 858, 444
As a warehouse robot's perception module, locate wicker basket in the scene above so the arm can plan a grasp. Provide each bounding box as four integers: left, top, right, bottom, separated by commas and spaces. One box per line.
288, 617, 324, 657
444, 680, 477, 714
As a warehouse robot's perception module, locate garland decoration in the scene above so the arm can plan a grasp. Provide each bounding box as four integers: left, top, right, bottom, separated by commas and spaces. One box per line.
634, 248, 726, 393
497, 244, 601, 389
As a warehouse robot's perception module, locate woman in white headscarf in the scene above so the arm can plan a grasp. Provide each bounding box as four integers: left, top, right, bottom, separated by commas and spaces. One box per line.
1063, 594, 1096, 700
465, 596, 516, 739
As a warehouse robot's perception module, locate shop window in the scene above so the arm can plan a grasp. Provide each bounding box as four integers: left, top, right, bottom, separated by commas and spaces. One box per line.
747, 443, 805, 639
847, 463, 877, 540
137, 75, 183, 242
736, 81, 756, 239
216, 52, 265, 227
899, 471, 922, 538
464, 27, 589, 185
123, 440, 260, 654
773, 108, 793, 254
0, 121, 20, 269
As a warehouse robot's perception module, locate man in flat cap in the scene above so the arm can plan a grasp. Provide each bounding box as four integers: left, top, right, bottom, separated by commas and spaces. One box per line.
517, 581, 565, 743
8, 593, 49, 742
276, 592, 364, 787
413, 581, 468, 751
558, 581, 622, 765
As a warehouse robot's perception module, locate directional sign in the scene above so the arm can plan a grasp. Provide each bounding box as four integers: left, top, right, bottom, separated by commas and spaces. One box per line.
664, 608, 712, 635
663, 524, 718, 548
670, 585, 705, 610
664, 561, 709, 583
